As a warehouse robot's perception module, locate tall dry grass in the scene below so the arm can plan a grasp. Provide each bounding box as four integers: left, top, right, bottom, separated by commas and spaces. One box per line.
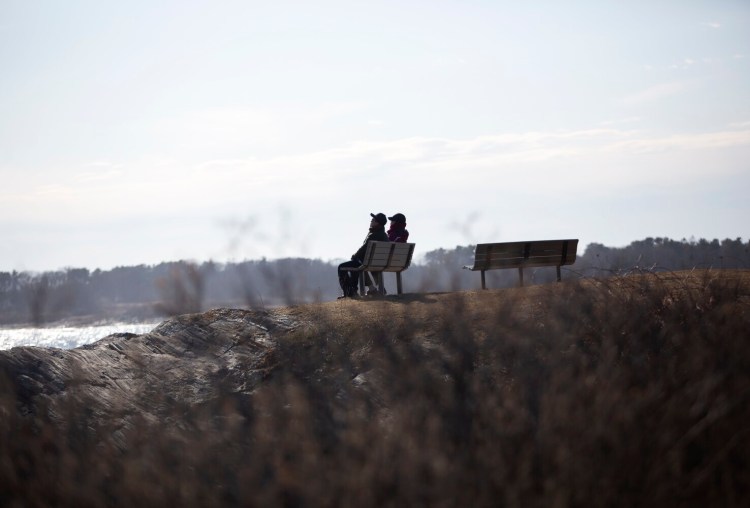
1, 271, 749, 507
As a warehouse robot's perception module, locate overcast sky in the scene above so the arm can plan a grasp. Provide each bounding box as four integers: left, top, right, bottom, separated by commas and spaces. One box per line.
1, 0, 748, 272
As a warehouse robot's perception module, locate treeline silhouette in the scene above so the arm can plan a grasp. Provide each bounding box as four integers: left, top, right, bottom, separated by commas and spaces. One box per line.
1, 236, 747, 325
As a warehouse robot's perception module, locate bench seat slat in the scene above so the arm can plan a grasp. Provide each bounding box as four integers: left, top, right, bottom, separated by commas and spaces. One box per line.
366, 252, 410, 262
474, 254, 576, 267
365, 254, 410, 265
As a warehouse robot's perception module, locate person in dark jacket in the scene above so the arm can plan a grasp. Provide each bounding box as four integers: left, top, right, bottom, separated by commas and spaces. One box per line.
387, 213, 409, 243
338, 213, 389, 298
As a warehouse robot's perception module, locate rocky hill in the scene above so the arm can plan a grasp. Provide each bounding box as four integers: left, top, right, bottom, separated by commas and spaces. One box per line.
1, 271, 749, 507
1, 308, 295, 422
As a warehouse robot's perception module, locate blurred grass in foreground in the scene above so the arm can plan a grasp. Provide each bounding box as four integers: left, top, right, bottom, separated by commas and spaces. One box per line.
1, 270, 749, 507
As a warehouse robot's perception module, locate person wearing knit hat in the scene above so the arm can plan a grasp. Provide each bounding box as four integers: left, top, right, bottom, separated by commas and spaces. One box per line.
337, 213, 389, 298
387, 213, 409, 243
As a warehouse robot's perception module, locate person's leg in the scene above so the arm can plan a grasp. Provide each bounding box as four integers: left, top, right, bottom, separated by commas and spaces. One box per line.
343, 266, 360, 296
338, 260, 361, 297
337, 262, 349, 293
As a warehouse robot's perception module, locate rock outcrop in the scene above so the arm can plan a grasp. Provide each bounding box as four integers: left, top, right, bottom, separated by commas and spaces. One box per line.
0, 308, 297, 424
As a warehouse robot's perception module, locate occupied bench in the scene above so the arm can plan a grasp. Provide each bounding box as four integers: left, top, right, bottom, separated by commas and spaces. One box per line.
463, 239, 578, 289
355, 241, 416, 296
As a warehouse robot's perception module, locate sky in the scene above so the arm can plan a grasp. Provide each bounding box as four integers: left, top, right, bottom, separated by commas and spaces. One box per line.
1, 0, 749, 272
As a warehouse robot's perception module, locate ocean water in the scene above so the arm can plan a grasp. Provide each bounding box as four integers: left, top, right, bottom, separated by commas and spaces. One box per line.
0, 322, 160, 350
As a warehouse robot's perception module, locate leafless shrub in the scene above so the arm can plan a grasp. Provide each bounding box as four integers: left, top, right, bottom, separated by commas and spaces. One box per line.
2, 271, 749, 506
154, 263, 205, 316
25, 275, 49, 327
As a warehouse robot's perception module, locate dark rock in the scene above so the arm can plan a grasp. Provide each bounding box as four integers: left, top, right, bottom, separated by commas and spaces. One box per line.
0, 308, 293, 422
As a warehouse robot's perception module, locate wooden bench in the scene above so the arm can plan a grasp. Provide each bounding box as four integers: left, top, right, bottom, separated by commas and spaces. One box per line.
355, 241, 416, 296
463, 239, 578, 288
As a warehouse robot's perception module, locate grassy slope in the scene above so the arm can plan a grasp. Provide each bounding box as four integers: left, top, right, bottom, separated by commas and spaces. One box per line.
2, 270, 749, 507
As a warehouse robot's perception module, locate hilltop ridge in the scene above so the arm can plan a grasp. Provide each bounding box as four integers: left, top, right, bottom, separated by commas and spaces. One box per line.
0, 289, 511, 420
1, 270, 749, 507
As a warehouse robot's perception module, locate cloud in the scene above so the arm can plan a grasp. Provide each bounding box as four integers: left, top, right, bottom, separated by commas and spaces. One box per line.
2, 124, 748, 269
76, 163, 123, 182
612, 130, 750, 151
600, 117, 642, 127
702, 22, 721, 29
142, 102, 370, 158
622, 82, 685, 105
3, 126, 749, 228
183, 127, 750, 202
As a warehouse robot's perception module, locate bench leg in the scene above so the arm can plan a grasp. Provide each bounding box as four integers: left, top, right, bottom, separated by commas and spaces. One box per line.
556, 265, 561, 282
376, 272, 385, 295
481, 270, 486, 290
518, 268, 524, 287
396, 272, 403, 294
358, 271, 366, 296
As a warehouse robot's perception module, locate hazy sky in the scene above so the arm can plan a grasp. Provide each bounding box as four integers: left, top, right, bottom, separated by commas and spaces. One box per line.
2, 0, 749, 272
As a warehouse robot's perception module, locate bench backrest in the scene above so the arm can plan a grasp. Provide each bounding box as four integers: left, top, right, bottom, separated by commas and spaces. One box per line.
362, 241, 415, 272
471, 239, 578, 270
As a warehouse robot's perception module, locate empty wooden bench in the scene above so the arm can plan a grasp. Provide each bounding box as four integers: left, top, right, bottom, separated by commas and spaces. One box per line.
355, 241, 416, 296
463, 239, 578, 288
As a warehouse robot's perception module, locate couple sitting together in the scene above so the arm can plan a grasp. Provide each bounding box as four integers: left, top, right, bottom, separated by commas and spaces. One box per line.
337, 212, 409, 299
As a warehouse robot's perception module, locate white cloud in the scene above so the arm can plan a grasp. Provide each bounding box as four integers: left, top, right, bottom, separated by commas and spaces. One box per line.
3, 126, 748, 230
622, 82, 685, 104
600, 117, 642, 127
604, 130, 750, 153
76, 164, 123, 182
702, 22, 721, 29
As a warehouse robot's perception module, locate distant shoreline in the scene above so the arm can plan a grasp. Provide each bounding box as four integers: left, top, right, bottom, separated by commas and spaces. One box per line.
0, 299, 271, 329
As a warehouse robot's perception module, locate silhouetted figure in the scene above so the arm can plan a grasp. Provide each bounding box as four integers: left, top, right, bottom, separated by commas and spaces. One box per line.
364, 212, 411, 295
387, 213, 409, 243
338, 213, 389, 298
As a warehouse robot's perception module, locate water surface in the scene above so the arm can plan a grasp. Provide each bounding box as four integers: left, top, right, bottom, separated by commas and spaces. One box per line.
0, 322, 160, 350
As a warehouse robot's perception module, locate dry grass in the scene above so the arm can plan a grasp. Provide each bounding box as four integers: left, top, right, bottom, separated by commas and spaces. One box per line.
2, 269, 749, 507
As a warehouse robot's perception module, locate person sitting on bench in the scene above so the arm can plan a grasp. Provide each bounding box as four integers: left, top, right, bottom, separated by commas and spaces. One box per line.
387, 213, 409, 243
365, 212, 410, 293
337, 212, 389, 298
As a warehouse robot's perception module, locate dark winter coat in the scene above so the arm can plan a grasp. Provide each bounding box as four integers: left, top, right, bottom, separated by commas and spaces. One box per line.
387, 224, 409, 243
353, 226, 389, 262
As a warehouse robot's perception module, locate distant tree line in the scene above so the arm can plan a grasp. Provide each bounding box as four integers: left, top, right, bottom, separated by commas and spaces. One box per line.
576, 237, 750, 276
1, 237, 748, 325
0, 259, 339, 325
